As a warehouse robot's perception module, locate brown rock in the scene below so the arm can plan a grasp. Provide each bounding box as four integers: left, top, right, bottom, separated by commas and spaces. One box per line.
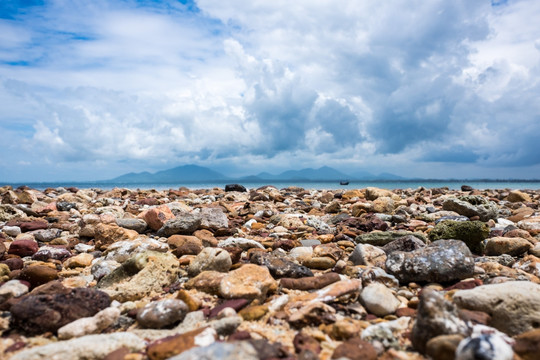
293, 332, 321, 354
147, 327, 217, 360
507, 190, 532, 203
185, 271, 226, 295
425, 334, 465, 360
64, 253, 94, 268
168, 235, 202, 249
193, 229, 218, 247
331, 337, 377, 360
485, 236, 532, 256
19, 220, 48, 232
514, 328, 540, 360
143, 205, 175, 231
508, 207, 535, 223
303, 257, 336, 270
280, 272, 341, 291
19, 265, 58, 287
8, 239, 39, 257
219, 264, 278, 300
94, 223, 139, 250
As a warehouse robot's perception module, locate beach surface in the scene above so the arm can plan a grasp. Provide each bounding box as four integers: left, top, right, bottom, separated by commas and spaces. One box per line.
1, 184, 540, 359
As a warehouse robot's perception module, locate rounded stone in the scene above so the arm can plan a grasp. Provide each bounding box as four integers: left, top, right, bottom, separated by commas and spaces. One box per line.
188, 247, 232, 276
136, 299, 189, 329
19, 265, 59, 287
360, 282, 401, 316
8, 239, 39, 257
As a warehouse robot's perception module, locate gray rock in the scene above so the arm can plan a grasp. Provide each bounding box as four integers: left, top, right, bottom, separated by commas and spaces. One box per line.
300, 239, 321, 247
137, 299, 189, 328
442, 196, 498, 221
188, 247, 232, 276
474, 254, 515, 267
218, 237, 264, 250
200, 207, 229, 230
33, 228, 62, 242
157, 213, 202, 237
435, 215, 470, 224
411, 288, 469, 354
453, 281, 540, 336
381, 235, 426, 255
3, 225, 21, 236
10, 333, 145, 360
355, 231, 427, 246
360, 282, 401, 316
116, 218, 148, 233
349, 243, 387, 267
386, 240, 475, 284
168, 341, 258, 360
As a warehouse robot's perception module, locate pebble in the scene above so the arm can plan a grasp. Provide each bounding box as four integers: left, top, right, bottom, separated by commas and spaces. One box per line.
137, 299, 189, 328
187, 247, 232, 276
157, 213, 202, 236
484, 236, 532, 256
58, 306, 121, 339
360, 282, 401, 316
219, 264, 278, 299
7, 239, 39, 257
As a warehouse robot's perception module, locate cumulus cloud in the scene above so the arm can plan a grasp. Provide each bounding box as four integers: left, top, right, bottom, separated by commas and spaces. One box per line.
1, 0, 540, 181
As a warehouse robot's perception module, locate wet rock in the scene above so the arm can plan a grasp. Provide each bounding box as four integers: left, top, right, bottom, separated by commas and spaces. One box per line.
58, 307, 121, 339
331, 337, 377, 360
219, 264, 278, 300
10, 287, 111, 335
137, 299, 189, 328
157, 214, 202, 237
166, 340, 258, 360
429, 220, 489, 253
280, 272, 341, 290
381, 235, 426, 254
116, 218, 148, 233
485, 236, 532, 256
360, 282, 401, 316
453, 281, 540, 336
386, 240, 475, 284
188, 247, 232, 276
7, 239, 39, 257
19, 264, 59, 287
513, 328, 540, 360
10, 333, 145, 360
356, 230, 427, 246
443, 195, 499, 221
411, 288, 469, 354
349, 243, 387, 267
225, 184, 247, 192
250, 252, 313, 278
147, 327, 217, 360
98, 251, 180, 302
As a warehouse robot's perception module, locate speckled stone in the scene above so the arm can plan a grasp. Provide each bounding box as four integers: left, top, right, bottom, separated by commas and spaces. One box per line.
137, 299, 189, 328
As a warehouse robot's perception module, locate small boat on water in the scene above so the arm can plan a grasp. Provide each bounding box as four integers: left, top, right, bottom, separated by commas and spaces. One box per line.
340, 180, 349, 185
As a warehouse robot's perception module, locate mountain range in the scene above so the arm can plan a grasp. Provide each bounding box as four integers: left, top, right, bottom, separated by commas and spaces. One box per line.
109, 164, 405, 183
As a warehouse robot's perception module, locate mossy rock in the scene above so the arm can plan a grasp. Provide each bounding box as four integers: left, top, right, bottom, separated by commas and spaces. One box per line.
429, 220, 489, 254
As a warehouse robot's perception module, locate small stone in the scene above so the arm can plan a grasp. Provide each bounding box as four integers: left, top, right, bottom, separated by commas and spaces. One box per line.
7, 239, 39, 257
157, 214, 202, 237
506, 190, 531, 203
250, 252, 313, 278
453, 281, 540, 336
147, 327, 217, 360
10, 287, 111, 335
3, 225, 21, 236
349, 243, 387, 267
280, 272, 341, 290
225, 184, 247, 192
294, 332, 321, 354
360, 282, 401, 316
166, 340, 258, 360
143, 205, 176, 231
116, 218, 148, 233
184, 271, 225, 295
386, 240, 475, 284
218, 237, 264, 250
303, 256, 336, 270
19, 265, 59, 287
137, 299, 189, 328
188, 247, 232, 276
331, 337, 377, 360
325, 201, 341, 213
411, 288, 468, 354
64, 253, 94, 268
426, 334, 465, 360
92, 223, 139, 250
10, 333, 145, 360
58, 307, 121, 339
34, 228, 62, 242
32, 246, 71, 261
484, 236, 532, 256
219, 264, 278, 300
200, 207, 229, 230
19, 220, 48, 232
0, 279, 29, 302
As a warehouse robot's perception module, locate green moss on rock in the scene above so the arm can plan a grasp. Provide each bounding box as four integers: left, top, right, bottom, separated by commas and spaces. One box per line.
429, 220, 489, 254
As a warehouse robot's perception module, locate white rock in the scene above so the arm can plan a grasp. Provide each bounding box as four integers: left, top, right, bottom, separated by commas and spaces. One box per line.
360, 282, 401, 316
455, 325, 514, 360
3, 225, 21, 236
0, 280, 29, 302
218, 237, 264, 250
58, 307, 120, 340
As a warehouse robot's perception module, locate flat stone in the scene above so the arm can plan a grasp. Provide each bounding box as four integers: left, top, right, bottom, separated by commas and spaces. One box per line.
0, 279, 28, 303
58, 307, 121, 340
157, 214, 202, 237
426, 334, 465, 360
381, 235, 426, 254
250, 252, 313, 278
355, 231, 427, 246
10, 287, 111, 335
280, 272, 341, 291
64, 253, 94, 268
442, 196, 498, 221
116, 218, 148, 233
7, 239, 39, 257
33, 228, 62, 242
453, 281, 540, 336
386, 240, 475, 284
331, 337, 377, 360
10, 333, 145, 360
218, 237, 264, 250
200, 207, 229, 230
507, 190, 532, 203
32, 246, 71, 261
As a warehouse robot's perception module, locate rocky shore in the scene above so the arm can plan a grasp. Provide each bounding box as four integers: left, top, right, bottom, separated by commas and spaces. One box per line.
1, 184, 539, 359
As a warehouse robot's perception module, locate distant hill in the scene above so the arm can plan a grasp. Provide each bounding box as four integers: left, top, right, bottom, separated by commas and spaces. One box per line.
110, 164, 405, 183
110, 165, 229, 183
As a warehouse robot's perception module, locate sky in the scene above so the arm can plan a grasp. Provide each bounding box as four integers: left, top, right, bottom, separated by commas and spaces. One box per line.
1, 0, 540, 182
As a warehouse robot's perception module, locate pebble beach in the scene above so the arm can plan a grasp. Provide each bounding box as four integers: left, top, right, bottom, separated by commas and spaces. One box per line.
1, 184, 540, 360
